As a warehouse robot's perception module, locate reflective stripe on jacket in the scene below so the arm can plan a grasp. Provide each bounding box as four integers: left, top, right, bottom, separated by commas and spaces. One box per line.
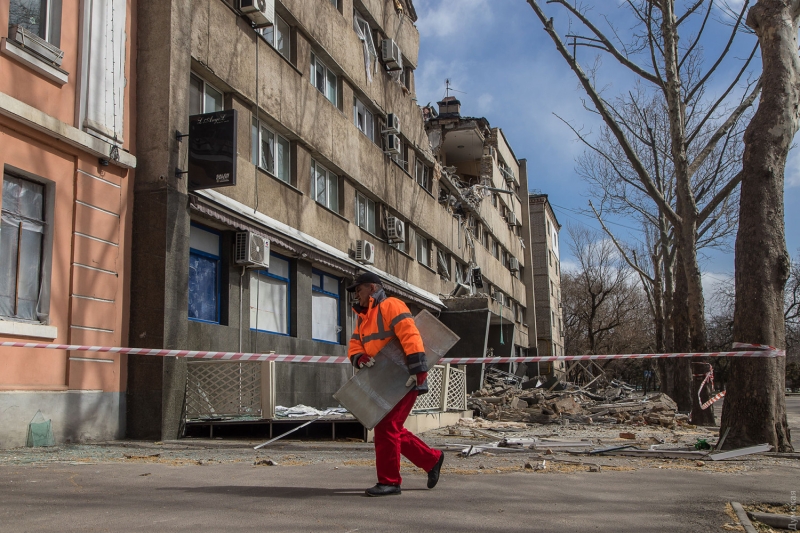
348, 288, 428, 392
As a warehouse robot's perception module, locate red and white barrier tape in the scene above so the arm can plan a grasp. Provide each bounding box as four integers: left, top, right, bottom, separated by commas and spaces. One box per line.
701, 391, 726, 410
0, 341, 786, 363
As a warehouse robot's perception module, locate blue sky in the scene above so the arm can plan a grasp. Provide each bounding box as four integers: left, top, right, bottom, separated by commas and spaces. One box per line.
413, 0, 800, 292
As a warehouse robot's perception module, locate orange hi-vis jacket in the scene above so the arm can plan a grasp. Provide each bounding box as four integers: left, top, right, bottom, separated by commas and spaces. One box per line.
348, 288, 428, 390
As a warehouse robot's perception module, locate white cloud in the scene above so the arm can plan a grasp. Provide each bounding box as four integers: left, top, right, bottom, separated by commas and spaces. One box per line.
415, 0, 492, 40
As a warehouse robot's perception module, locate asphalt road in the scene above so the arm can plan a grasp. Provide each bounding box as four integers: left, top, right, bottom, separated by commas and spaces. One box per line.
1, 396, 798, 532
2, 456, 798, 532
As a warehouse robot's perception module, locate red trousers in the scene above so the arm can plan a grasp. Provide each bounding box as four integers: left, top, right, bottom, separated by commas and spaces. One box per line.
373, 390, 443, 486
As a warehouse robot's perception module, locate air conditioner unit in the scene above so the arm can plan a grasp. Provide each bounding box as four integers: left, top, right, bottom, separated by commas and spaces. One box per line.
384, 134, 401, 155
381, 38, 402, 71
509, 257, 520, 272
507, 212, 517, 226
385, 113, 401, 134
240, 0, 274, 26
235, 231, 270, 268
492, 291, 505, 306
8, 25, 64, 66
355, 240, 375, 264
386, 216, 405, 243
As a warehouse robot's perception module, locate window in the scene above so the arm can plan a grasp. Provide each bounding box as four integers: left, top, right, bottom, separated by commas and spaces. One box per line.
250, 253, 290, 335
260, 15, 290, 60
8, 0, 61, 46
188, 224, 221, 324
480, 225, 488, 248
354, 191, 375, 234
416, 233, 430, 267
353, 97, 374, 141
0, 174, 47, 322
415, 159, 431, 193
189, 73, 223, 115
310, 53, 337, 106
311, 159, 339, 212
401, 67, 413, 90
330, 0, 339, 8
492, 193, 498, 208
454, 261, 466, 284
312, 270, 340, 343
491, 239, 499, 259
252, 118, 290, 183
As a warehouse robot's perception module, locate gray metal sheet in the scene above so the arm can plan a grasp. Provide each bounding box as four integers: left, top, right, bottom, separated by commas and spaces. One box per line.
333, 310, 460, 429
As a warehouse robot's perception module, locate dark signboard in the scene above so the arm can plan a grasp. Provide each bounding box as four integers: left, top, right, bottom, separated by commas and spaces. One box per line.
188, 109, 237, 191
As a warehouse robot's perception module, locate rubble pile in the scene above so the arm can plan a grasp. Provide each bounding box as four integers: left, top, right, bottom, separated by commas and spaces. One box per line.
467, 370, 689, 429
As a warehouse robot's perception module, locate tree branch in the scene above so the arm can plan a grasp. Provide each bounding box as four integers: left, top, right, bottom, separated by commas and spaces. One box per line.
685, 0, 749, 102
547, 0, 663, 85
528, 0, 680, 226
688, 79, 761, 178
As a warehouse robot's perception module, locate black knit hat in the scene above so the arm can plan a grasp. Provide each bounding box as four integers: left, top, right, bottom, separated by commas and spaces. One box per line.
346, 271, 383, 291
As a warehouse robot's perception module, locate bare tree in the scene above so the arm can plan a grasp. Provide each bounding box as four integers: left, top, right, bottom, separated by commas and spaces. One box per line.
525, 0, 760, 424
562, 224, 652, 360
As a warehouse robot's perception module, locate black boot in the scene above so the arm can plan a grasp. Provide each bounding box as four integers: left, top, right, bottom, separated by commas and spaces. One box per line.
427, 452, 444, 489
365, 484, 402, 497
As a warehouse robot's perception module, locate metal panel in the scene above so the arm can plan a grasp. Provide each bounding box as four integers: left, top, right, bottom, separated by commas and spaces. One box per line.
333, 310, 460, 429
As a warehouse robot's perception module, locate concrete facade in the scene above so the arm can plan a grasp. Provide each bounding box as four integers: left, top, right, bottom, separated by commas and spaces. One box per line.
129, 0, 531, 438
0, 0, 136, 447
528, 194, 564, 374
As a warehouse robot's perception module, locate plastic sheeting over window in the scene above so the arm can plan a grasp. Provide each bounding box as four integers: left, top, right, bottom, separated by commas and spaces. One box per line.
0, 175, 45, 321
312, 271, 340, 343
250, 255, 290, 335
188, 225, 220, 323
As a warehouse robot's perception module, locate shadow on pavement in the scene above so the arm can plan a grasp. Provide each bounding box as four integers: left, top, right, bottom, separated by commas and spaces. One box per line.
164, 485, 428, 498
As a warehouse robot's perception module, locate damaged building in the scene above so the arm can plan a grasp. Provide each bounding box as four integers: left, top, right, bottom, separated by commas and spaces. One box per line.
130, 0, 539, 440
528, 193, 564, 374
424, 97, 535, 391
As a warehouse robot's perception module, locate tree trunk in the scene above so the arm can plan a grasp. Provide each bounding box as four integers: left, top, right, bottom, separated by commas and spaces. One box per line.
665, 258, 693, 412
720, 0, 799, 452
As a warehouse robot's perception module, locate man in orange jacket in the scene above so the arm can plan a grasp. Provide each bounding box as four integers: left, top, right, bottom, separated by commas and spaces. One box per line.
347, 271, 444, 497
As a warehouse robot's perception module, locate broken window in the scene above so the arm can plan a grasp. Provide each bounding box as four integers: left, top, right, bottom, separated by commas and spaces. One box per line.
353, 9, 378, 82
437, 250, 450, 280
415, 158, 432, 193
188, 224, 221, 324
353, 96, 374, 141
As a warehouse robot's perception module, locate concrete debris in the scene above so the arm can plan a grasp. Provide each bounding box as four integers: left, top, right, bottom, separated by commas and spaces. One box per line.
468, 373, 687, 429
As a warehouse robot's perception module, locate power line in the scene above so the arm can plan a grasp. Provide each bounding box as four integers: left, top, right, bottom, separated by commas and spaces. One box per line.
550, 202, 645, 232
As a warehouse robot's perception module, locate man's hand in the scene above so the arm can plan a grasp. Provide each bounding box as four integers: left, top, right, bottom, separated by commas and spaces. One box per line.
355, 354, 375, 369
405, 371, 427, 387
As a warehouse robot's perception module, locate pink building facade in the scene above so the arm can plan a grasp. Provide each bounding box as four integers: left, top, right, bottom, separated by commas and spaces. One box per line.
0, 0, 136, 448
